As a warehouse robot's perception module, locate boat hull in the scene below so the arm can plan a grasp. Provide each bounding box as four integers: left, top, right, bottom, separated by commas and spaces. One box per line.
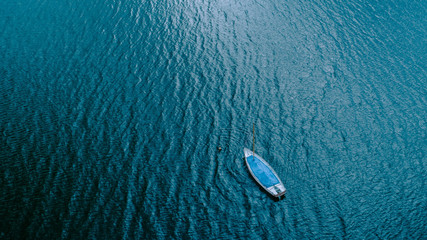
244, 148, 286, 197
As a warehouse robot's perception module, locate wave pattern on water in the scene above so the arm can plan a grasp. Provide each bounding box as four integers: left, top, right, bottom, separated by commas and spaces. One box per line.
0, 0, 426, 239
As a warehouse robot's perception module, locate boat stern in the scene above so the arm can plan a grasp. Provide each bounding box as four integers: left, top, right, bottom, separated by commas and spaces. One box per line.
267, 183, 286, 197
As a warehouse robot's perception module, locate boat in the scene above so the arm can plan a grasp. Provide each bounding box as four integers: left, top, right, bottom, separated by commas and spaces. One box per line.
244, 125, 286, 198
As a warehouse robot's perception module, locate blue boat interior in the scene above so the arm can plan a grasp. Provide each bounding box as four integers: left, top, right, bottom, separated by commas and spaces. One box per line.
246, 155, 279, 187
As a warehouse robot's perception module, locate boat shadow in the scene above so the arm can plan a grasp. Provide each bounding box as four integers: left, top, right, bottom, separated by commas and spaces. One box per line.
242, 157, 286, 202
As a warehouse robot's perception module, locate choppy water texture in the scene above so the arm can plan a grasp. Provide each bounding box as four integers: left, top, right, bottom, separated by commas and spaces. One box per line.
1, 0, 426, 239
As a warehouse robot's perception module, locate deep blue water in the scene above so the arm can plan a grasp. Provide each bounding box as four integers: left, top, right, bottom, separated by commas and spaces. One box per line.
1, 0, 426, 239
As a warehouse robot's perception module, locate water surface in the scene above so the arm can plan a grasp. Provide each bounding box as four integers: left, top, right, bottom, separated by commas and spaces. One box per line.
0, 0, 426, 239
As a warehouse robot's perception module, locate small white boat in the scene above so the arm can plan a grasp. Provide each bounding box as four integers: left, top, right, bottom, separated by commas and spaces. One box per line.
244, 124, 286, 198
244, 148, 286, 197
